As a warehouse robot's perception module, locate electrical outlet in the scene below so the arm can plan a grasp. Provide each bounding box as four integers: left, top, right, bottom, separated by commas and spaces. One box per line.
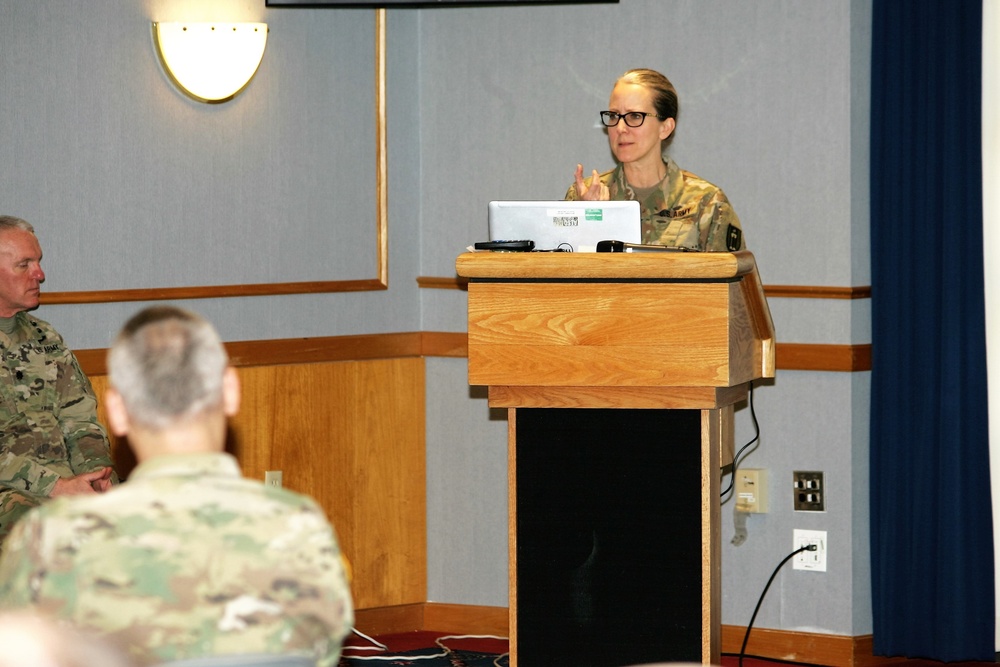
264, 470, 283, 488
735, 468, 768, 513
793, 529, 827, 572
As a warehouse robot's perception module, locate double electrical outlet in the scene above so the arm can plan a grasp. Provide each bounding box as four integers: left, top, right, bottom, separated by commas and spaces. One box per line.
793, 529, 827, 572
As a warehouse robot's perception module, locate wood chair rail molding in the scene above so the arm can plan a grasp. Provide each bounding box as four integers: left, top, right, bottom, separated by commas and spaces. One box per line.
76, 332, 870, 376
417, 275, 871, 300
77, 332, 439, 376
41, 279, 388, 304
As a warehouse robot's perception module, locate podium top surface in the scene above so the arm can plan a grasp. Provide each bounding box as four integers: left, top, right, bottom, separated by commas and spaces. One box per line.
456, 249, 758, 281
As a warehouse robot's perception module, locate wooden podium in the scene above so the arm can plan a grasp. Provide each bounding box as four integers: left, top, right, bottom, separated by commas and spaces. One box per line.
456, 250, 775, 667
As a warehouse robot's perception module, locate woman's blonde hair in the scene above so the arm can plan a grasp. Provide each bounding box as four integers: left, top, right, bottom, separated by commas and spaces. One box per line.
618, 68, 679, 122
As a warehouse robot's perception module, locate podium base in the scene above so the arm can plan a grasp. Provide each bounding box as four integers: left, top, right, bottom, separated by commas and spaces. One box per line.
515, 408, 704, 667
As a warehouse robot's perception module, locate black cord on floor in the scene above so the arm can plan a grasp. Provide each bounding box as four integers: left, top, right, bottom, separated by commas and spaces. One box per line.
738, 544, 819, 667
721, 381, 761, 499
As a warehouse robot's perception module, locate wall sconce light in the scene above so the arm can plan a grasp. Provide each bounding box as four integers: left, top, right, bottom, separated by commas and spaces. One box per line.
152, 22, 268, 103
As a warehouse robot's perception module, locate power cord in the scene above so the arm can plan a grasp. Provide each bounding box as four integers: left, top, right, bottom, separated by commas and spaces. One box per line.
343, 629, 509, 665
721, 381, 761, 499
343, 628, 448, 662
733, 543, 823, 667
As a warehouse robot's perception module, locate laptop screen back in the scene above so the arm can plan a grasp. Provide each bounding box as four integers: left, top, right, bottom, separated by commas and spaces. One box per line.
487, 200, 641, 252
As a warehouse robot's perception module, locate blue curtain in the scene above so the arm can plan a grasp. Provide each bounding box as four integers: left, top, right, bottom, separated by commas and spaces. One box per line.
870, 0, 994, 661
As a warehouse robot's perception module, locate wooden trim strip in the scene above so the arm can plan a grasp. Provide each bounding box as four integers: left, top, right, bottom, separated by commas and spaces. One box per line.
423, 603, 509, 637
39, 279, 866, 307
417, 275, 872, 300
224, 331, 424, 368
721, 625, 915, 667
765, 285, 871, 299
416, 276, 468, 290
42, 279, 388, 305
419, 331, 468, 358
75, 334, 869, 376
352, 604, 426, 637
506, 409, 519, 665
722, 624, 856, 664
777, 343, 872, 372
374, 9, 389, 286
352, 603, 508, 637
41, 12, 389, 306
76, 331, 427, 376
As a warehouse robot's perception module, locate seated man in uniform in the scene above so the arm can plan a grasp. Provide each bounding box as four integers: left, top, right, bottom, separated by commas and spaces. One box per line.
0, 215, 115, 545
0, 306, 354, 666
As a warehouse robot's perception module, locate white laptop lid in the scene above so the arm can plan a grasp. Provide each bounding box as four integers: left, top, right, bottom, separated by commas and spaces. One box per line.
487, 200, 641, 252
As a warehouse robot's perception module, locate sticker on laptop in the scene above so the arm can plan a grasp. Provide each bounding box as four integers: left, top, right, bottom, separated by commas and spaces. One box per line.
547, 208, 604, 226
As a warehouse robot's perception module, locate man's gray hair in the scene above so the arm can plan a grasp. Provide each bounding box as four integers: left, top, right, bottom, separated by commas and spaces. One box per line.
108, 306, 229, 430
0, 216, 35, 234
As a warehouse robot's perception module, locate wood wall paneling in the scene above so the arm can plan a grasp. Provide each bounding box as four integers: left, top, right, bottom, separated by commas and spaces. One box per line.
89, 356, 427, 612
78, 289, 866, 620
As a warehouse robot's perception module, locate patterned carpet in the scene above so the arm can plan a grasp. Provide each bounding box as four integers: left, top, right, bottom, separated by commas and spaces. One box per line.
337, 632, 808, 666
338, 632, 997, 667
339, 631, 509, 667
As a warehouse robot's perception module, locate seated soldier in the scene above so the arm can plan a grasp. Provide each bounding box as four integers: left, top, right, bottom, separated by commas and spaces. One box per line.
0, 306, 354, 667
0, 215, 116, 545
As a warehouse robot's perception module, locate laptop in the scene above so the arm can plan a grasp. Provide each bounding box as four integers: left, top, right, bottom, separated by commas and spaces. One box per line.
487, 200, 641, 252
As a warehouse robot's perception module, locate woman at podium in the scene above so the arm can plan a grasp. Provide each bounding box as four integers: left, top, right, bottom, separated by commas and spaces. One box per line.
566, 67, 745, 252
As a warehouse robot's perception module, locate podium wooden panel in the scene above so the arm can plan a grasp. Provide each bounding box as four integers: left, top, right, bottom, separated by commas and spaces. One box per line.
457, 250, 774, 666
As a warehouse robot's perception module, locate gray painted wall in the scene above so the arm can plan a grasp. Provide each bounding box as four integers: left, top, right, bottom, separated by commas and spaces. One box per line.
0, 0, 872, 638
1, 0, 424, 347
419, 0, 873, 638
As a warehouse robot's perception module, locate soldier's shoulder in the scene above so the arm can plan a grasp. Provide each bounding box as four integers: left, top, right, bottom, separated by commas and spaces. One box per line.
16, 313, 66, 345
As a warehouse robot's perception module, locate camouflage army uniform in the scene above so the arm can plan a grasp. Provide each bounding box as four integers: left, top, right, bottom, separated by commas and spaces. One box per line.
0, 312, 112, 542
0, 451, 354, 667
566, 158, 745, 251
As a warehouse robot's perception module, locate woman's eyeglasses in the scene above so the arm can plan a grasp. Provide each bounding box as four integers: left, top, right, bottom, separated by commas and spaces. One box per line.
599, 111, 662, 128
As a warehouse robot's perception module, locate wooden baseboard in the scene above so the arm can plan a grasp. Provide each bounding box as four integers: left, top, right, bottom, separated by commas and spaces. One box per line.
423, 604, 509, 636
353, 603, 508, 637
723, 624, 854, 665
722, 625, 918, 667
353, 603, 427, 636
353, 606, 913, 667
